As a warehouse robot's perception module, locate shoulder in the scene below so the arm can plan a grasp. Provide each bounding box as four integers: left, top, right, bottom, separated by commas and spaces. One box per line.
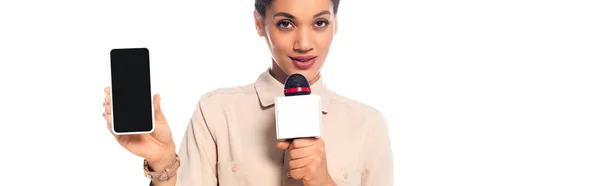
327, 92, 389, 131
329, 92, 383, 117
202, 83, 256, 99
196, 83, 256, 105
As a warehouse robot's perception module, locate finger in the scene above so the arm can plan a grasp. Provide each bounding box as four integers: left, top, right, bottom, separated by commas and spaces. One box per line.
153, 94, 167, 123
105, 114, 112, 131
104, 86, 110, 95
289, 146, 314, 160
289, 156, 311, 170
290, 138, 316, 149
104, 94, 111, 106
276, 141, 290, 150
289, 167, 307, 180
104, 105, 112, 130
104, 103, 111, 116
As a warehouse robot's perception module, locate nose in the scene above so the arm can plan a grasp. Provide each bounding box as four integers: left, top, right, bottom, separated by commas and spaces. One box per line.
293, 28, 313, 53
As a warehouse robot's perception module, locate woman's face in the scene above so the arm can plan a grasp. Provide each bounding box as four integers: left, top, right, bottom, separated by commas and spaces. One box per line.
255, 0, 337, 83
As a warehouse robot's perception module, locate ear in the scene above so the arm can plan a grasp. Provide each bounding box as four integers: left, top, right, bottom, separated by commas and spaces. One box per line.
254, 10, 265, 37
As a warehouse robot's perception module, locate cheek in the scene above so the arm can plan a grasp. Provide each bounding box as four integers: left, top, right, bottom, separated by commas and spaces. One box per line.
316, 32, 334, 54
267, 31, 293, 55
315, 34, 334, 66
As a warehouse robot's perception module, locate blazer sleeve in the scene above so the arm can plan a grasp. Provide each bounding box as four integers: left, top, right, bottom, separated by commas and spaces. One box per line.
176, 94, 219, 186
361, 110, 394, 186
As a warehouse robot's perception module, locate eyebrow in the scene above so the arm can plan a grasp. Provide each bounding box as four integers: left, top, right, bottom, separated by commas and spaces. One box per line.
273, 12, 295, 19
313, 10, 330, 18
273, 10, 331, 19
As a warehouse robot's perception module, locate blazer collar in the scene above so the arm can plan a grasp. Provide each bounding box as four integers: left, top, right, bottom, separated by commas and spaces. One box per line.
254, 69, 332, 113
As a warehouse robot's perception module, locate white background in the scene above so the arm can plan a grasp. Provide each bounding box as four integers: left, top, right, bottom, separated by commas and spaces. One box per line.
1, 0, 599, 185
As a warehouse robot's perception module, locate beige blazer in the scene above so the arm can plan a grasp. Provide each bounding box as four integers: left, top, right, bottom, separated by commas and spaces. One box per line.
175, 69, 393, 186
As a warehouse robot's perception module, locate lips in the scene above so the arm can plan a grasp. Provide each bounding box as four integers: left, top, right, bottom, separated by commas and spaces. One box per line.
289, 56, 317, 62
289, 55, 318, 70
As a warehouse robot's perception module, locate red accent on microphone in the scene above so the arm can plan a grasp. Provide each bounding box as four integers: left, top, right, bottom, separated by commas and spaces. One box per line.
284, 87, 311, 94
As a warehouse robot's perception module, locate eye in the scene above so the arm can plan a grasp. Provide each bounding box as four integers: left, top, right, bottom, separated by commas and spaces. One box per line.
277, 20, 294, 29
314, 20, 329, 28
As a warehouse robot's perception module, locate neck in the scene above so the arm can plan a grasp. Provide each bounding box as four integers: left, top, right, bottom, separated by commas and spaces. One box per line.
269, 60, 321, 85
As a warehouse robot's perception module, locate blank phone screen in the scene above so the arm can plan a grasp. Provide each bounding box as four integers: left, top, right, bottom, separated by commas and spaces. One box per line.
110, 48, 153, 133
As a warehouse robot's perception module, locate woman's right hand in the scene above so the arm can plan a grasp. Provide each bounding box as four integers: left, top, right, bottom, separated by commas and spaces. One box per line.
103, 87, 177, 170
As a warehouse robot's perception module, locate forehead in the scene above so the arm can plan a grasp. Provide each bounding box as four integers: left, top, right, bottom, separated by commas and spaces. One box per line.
268, 0, 333, 17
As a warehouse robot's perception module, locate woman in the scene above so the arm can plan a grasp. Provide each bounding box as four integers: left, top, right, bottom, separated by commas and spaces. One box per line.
103, 0, 393, 185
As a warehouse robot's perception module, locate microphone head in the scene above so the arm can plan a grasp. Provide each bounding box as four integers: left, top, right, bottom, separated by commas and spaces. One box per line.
284, 74, 311, 96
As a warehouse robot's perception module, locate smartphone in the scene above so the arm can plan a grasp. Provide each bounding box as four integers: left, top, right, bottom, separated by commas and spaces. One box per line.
109, 48, 154, 135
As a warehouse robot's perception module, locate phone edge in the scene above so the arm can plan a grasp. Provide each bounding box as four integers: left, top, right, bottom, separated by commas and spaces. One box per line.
109, 48, 156, 135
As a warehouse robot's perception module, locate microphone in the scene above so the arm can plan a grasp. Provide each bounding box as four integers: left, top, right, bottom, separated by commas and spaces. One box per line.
275, 74, 323, 140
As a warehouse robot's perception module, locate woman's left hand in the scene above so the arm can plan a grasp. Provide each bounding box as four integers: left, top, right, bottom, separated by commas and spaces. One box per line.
277, 138, 337, 186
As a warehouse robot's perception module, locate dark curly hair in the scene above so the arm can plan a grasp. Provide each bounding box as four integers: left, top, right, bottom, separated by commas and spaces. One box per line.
254, 0, 340, 18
